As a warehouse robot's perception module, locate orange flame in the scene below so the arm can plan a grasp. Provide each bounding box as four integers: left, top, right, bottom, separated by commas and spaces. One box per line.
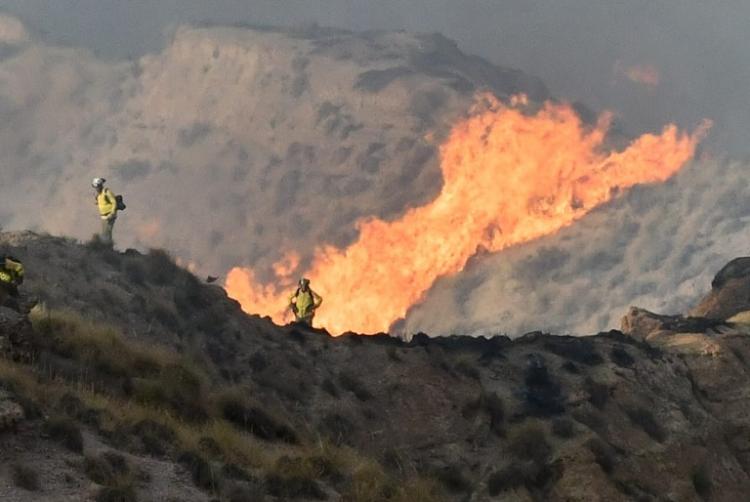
226, 96, 710, 335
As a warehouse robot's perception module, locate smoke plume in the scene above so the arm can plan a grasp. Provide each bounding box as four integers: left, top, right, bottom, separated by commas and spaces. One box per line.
0, 14, 745, 338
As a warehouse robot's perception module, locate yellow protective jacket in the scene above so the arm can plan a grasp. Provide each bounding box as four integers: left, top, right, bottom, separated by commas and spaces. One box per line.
289, 288, 322, 318
96, 188, 118, 219
0, 256, 24, 286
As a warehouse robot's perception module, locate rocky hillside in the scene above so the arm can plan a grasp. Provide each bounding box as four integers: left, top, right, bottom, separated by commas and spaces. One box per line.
0, 230, 749, 501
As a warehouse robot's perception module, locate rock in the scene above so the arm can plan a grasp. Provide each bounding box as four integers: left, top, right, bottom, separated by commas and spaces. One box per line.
621, 307, 725, 340
691, 257, 750, 320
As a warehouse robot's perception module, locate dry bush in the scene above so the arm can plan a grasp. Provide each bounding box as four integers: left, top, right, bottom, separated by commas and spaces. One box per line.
508, 422, 551, 464
44, 416, 83, 453
338, 370, 373, 401
12, 463, 40, 491
625, 406, 667, 443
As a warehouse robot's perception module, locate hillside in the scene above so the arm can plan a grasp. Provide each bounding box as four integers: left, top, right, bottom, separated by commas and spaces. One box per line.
0, 231, 749, 501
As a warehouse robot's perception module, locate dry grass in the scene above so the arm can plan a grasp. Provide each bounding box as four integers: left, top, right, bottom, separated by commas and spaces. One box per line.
0, 308, 447, 500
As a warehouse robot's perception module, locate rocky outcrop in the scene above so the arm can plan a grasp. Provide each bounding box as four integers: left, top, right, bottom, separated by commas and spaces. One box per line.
691, 257, 750, 320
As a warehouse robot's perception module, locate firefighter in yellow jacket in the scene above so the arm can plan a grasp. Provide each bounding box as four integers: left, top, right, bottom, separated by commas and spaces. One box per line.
0, 256, 24, 308
289, 278, 322, 326
92, 177, 118, 245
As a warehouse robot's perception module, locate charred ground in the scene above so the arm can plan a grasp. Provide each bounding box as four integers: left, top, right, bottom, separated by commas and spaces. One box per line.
0, 231, 749, 501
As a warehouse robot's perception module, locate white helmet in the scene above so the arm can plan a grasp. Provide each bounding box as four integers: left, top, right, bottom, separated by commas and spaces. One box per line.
92, 177, 106, 188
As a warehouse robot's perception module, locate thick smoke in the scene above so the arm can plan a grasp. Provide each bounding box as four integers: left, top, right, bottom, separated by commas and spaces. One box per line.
2, 0, 749, 156
0, 16, 543, 277
403, 157, 750, 337
0, 14, 745, 338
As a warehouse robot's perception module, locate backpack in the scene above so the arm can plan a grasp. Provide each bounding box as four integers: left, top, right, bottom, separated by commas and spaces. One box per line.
115, 194, 126, 211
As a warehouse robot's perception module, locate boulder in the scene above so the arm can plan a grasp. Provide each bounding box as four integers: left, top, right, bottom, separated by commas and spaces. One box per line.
691, 257, 750, 320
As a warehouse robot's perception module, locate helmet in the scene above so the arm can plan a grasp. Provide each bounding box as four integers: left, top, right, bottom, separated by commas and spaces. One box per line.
299, 277, 310, 287
92, 177, 106, 188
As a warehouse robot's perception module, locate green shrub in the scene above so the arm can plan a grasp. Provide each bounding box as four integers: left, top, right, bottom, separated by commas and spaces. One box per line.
625, 406, 667, 442
85, 451, 130, 485
693, 464, 713, 500
265, 456, 328, 500
44, 416, 83, 453
585, 378, 610, 410
610, 346, 635, 368
454, 358, 480, 380
12, 463, 40, 491
586, 437, 616, 474
434, 465, 471, 493
551, 418, 575, 439
508, 422, 551, 464
217, 391, 298, 444
487, 461, 551, 495
178, 450, 221, 492
95, 485, 137, 502
338, 371, 373, 401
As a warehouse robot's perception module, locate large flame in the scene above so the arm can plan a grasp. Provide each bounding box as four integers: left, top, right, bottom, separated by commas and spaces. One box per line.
226, 95, 710, 335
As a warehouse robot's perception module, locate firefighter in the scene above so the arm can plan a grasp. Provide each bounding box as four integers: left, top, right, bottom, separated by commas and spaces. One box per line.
92, 177, 118, 246
0, 255, 24, 309
289, 278, 322, 326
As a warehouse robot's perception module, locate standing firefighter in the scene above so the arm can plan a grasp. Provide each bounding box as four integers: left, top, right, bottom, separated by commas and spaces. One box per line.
0, 255, 24, 309
92, 177, 119, 246
289, 278, 322, 326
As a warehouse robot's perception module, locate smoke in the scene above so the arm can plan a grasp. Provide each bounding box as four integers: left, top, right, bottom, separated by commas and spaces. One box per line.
1, 0, 748, 156
403, 156, 750, 336
0, 13, 746, 338
0, 17, 543, 277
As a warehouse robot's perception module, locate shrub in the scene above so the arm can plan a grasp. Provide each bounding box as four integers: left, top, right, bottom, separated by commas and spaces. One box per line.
265, 456, 327, 500
12, 463, 40, 491
95, 485, 137, 502
585, 378, 610, 410
221, 463, 255, 482
44, 416, 83, 453
178, 450, 221, 492
544, 338, 604, 366
572, 407, 606, 435
217, 391, 298, 444
454, 358, 480, 380
321, 378, 339, 398
227, 484, 265, 502
692, 464, 713, 500
122, 260, 146, 286
434, 465, 471, 493
610, 346, 636, 368
131, 419, 176, 456
386, 346, 402, 362
145, 249, 182, 286
524, 357, 564, 416
625, 406, 667, 442
85, 451, 129, 485
551, 418, 575, 439
586, 437, 616, 474
487, 461, 552, 496
508, 422, 551, 464
338, 371, 373, 401
319, 413, 355, 446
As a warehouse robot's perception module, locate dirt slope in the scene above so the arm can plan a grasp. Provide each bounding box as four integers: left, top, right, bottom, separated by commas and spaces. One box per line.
0, 230, 749, 501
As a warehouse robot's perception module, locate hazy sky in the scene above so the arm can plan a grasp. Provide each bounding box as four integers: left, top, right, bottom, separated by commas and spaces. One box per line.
0, 0, 748, 155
